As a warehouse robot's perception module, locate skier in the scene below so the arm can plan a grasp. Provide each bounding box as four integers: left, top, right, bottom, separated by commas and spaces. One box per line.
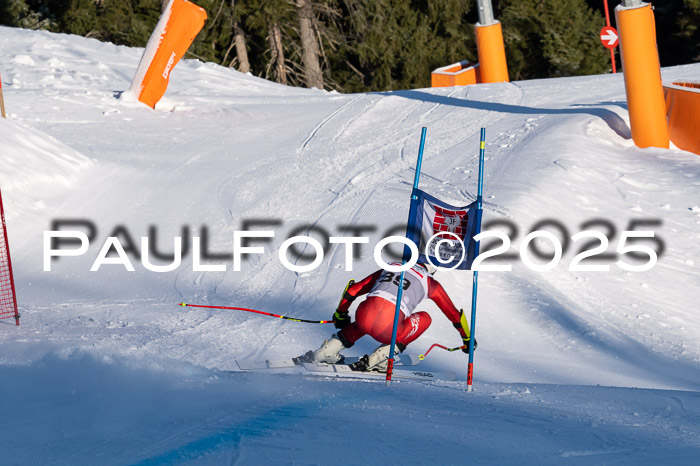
296, 262, 476, 372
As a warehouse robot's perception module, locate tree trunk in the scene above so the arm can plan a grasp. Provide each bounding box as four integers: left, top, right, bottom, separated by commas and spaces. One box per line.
268, 22, 288, 85
296, 0, 324, 89
233, 22, 251, 73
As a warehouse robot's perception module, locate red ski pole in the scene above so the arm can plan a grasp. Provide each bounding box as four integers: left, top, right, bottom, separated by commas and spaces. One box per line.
179, 302, 335, 324
180, 280, 356, 324
418, 343, 466, 360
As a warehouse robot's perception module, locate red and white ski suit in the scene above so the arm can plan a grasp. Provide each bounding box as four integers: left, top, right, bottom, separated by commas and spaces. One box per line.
337, 264, 468, 348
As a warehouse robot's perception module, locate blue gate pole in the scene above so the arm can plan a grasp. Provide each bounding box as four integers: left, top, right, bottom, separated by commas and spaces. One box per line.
386, 127, 427, 386
467, 128, 486, 392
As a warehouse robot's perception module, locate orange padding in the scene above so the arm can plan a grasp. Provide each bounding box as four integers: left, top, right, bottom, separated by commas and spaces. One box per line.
475, 21, 509, 83
138, 0, 207, 108
673, 82, 700, 90
615, 3, 669, 148
664, 83, 700, 155
431, 60, 480, 87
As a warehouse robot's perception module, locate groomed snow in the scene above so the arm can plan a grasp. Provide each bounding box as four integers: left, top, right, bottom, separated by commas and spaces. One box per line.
1, 25, 699, 464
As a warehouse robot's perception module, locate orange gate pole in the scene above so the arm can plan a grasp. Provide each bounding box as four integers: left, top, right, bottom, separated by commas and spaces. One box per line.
615, 1, 669, 149
475, 0, 509, 83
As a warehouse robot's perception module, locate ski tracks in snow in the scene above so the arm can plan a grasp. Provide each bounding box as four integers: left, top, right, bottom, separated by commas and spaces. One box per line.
298, 94, 366, 152
281, 84, 531, 309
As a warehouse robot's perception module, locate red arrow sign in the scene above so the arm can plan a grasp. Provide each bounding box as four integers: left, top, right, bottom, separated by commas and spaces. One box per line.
600, 26, 619, 49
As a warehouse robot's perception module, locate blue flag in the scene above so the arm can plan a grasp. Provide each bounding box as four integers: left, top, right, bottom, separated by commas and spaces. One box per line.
404, 189, 480, 270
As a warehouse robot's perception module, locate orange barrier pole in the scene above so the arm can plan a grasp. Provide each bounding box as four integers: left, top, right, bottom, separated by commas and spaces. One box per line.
615, 2, 669, 149
475, 22, 509, 83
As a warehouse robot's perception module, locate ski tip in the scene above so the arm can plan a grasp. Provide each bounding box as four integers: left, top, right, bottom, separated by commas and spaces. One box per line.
179, 302, 187, 307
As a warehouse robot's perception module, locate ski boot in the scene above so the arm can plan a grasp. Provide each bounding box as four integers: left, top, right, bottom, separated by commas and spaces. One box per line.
294, 334, 347, 365
350, 343, 404, 372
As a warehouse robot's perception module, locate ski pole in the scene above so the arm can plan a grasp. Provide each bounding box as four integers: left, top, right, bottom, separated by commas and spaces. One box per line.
179, 303, 335, 324
418, 343, 466, 360
179, 279, 356, 324
336, 279, 355, 309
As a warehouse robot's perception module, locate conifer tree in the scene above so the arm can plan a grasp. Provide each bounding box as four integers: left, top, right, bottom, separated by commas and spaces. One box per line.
499, 0, 608, 79
295, 0, 323, 88
0, 0, 54, 29
229, 18, 251, 72
655, 0, 700, 65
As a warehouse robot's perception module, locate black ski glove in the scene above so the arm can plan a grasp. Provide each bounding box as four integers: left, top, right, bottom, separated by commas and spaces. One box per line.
462, 337, 477, 354
333, 311, 351, 329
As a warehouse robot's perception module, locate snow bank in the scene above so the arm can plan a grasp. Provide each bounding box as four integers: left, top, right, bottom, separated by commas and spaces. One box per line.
2, 353, 699, 465
0, 118, 93, 218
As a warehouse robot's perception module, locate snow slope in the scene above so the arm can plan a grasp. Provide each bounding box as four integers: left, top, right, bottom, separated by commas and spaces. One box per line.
1, 25, 699, 464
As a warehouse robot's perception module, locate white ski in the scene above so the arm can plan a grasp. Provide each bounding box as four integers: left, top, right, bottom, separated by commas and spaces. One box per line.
302, 363, 456, 381
236, 353, 421, 371
236, 359, 299, 370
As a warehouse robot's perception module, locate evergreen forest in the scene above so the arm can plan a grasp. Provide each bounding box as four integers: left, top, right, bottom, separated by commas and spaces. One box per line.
1, 0, 698, 92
